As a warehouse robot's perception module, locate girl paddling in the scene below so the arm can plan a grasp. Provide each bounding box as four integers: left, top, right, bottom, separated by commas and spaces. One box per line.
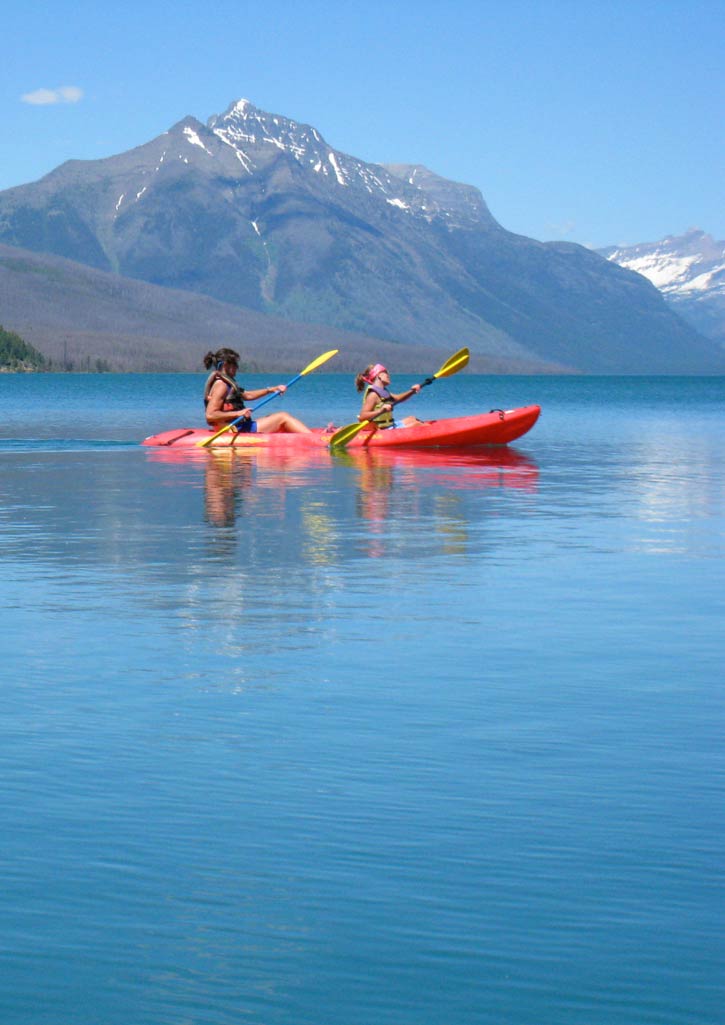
356, 363, 423, 429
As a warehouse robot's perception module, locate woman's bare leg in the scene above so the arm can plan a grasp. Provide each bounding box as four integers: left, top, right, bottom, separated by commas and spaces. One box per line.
256, 411, 312, 434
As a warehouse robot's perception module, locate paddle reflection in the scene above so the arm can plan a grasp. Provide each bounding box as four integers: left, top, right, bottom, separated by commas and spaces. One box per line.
145, 445, 539, 550
147, 446, 327, 528
335, 446, 539, 558
336, 445, 539, 490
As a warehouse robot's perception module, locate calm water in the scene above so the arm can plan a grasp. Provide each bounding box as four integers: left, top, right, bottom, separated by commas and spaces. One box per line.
1, 373, 723, 1025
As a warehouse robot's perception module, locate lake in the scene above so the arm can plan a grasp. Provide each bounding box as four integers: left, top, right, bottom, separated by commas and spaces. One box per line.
1, 371, 723, 1025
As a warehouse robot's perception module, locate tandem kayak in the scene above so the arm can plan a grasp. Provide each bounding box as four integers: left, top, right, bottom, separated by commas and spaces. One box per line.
142, 405, 541, 449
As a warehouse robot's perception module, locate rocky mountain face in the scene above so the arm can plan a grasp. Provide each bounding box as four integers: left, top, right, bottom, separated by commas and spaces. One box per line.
2, 242, 488, 373
600, 230, 725, 345
1, 99, 723, 373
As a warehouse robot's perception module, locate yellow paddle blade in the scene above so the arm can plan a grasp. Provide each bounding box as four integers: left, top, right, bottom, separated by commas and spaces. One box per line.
300, 349, 339, 375
198, 420, 240, 448
328, 419, 368, 448
434, 347, 469, 379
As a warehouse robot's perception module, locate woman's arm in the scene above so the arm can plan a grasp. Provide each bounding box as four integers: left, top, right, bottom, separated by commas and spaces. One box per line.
242, 384, 287, 402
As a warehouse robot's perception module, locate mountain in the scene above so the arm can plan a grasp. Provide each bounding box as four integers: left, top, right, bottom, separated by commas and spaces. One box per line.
3, 242, 521, 373
599, 230, 725, 345
1, 98, 723, 374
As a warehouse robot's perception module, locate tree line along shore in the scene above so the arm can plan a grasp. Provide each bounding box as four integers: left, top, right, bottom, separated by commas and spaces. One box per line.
0, 326, 115, 372
0, 325, 47, 372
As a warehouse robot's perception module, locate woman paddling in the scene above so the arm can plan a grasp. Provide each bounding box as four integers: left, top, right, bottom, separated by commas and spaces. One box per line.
356, 363, 423, 429
203, 348, 311, 434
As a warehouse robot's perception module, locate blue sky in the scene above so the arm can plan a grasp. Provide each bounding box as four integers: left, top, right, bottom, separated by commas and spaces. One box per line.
4, 0, 724, 248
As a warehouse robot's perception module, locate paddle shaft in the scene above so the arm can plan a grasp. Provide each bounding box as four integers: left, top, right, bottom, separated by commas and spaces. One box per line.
201, 381, 289, 446
364, 374, 433, 421
330, 374, 439, 447
199, 348, 338, 447
329, 348, 469, 447
228, 373, 297, 426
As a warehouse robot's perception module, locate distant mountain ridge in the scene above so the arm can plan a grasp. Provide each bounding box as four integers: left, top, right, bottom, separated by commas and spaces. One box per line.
600, 230, 725, 344
3, 242, 521, 373
0, 98, 723, 373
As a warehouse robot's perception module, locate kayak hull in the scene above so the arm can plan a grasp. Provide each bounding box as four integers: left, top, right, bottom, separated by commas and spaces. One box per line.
142, 405, 541, 449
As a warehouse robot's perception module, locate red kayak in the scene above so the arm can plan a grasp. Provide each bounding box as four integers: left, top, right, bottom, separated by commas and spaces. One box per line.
142, 405, 541, 449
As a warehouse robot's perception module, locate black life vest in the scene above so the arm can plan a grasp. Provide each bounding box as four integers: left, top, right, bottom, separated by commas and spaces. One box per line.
203, 370, 245, 411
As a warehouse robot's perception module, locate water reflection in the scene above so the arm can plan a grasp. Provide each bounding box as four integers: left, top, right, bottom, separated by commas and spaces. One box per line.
203, 451, 254, 527
337, 447, 538, 558
146, 444, 540, 562
335, 445, 540, 490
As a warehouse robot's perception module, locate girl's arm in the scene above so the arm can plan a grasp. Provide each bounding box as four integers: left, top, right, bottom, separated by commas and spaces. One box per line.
242, 384, 287, 402
390, 383, 422, 404
359, 391, 393, 422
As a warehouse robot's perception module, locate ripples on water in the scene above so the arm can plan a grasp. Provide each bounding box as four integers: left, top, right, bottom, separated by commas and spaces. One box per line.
0, 375, 723, 1024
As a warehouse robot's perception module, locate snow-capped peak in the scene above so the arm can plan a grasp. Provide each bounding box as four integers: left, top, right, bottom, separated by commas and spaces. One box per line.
205, 98, 493, 227
602, 229, 725, 298
600, 229, 725, 342
208, 100, 330, 168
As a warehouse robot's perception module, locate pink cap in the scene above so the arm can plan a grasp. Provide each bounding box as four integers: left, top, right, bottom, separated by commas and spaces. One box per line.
365, 363, 388, 383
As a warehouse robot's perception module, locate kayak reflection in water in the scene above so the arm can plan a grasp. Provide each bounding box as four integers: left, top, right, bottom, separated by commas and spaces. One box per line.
203, 348, 312, 434
356, 363, 424, 429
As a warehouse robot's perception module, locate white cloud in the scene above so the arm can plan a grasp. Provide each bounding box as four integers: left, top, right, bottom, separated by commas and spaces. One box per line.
21, 86, 84, 106
547, 220, 576, 239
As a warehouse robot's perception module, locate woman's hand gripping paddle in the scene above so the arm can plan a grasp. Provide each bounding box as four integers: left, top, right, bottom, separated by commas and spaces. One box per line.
328, 347, 470, 448
198, 349, 339, 447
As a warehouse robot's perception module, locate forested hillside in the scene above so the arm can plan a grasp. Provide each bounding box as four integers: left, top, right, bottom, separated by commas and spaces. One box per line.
0, 325, 47, 371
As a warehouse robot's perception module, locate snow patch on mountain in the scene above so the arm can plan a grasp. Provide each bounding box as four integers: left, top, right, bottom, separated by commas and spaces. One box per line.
617, 253, 702, 291
328, 151, 347, 186
601, 230, 725, 342
602, 230, 725, 299
183, 125, 212, 155
204, 98, 495, 228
